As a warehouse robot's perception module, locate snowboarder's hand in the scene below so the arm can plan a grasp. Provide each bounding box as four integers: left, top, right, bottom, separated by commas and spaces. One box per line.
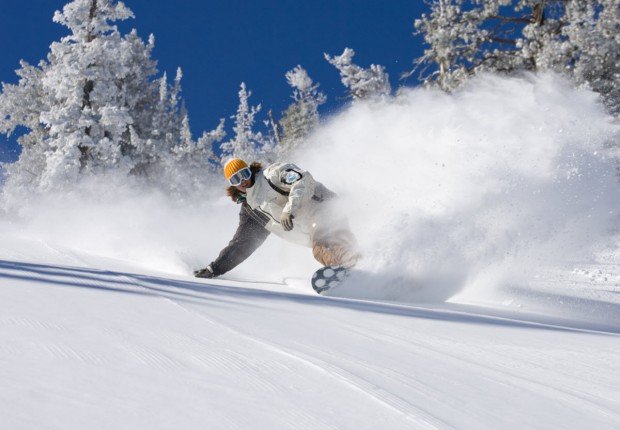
281, 212, 294, 231
194, 265, 216, 279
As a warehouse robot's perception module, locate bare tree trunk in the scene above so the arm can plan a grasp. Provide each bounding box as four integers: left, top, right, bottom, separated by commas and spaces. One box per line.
532, 1, 545, 25
79, 0, 98, 169
86, 0, 98, 42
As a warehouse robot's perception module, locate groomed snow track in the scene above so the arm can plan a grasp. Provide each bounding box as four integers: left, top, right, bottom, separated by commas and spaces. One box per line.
1, 259, 619, 430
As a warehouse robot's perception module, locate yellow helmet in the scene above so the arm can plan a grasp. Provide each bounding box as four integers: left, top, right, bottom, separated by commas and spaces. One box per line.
223, 158, 248, 181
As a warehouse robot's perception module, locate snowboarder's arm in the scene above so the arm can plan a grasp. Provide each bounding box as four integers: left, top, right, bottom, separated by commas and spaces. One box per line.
208, 204, 270, 276
275, 163, 316, 216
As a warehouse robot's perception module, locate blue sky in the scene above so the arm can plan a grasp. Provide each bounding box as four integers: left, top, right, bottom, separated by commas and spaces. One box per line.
0, 0, 426, 162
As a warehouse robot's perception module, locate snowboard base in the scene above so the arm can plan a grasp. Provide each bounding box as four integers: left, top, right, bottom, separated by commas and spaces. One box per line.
311, 266, 350, 295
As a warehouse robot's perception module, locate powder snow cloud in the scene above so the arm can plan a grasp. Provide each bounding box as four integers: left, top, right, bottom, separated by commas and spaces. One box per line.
2, 72, 618, 303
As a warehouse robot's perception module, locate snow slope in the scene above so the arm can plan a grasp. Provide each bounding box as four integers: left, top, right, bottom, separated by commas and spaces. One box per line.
1, 73, 619, 428
0, 245, 618, 430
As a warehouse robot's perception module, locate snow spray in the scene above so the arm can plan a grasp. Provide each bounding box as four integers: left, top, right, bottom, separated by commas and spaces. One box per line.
298, 72, 620, 302
1, 73, 618, 305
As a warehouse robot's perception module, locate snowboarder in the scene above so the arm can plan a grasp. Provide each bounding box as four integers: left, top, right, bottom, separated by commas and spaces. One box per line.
194, 158, 360, 279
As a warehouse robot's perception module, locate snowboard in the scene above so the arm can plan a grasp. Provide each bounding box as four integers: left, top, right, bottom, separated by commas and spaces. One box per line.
311, 266, 350, 295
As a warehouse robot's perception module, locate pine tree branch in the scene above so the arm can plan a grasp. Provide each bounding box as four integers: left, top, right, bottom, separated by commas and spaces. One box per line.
489, 37, 517, 46
487, 15, 532, 24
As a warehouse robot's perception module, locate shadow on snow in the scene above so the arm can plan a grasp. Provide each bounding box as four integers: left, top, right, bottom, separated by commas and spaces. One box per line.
0, 259, 618, 335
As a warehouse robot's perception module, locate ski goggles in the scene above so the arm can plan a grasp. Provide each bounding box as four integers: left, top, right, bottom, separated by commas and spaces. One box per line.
227, 167, 252, 186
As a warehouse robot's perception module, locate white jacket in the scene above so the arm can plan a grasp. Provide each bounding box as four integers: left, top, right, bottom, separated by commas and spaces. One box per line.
245, 163, 331, 247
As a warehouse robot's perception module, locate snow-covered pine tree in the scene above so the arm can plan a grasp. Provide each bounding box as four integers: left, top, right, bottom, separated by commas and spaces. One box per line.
171, 115, 224, 176
0, 60, 51, 190
166, 116, 225, 193
410, 0, 527, 92
0, 0, 151, 189
530, 0, 620, 115
413, 1, 619, 114
278, 65, 326, 154
220, 82, 270, 162
0, 0, 220, 194
325, 48, 391, 100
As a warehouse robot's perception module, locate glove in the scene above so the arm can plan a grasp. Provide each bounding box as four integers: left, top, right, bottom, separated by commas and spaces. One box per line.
280, 212, 294, 231
194, 265, 216, 278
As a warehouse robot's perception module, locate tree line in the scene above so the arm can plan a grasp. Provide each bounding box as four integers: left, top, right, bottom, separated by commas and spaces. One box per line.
0, 0, 617, 195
